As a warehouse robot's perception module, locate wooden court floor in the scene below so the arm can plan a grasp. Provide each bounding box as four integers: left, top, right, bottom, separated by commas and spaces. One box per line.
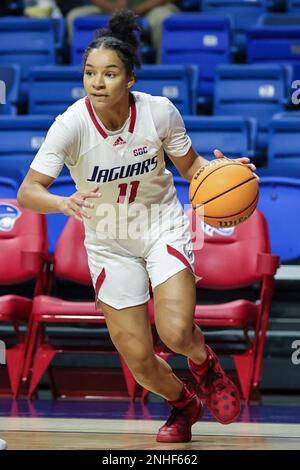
1, 418, 300, 450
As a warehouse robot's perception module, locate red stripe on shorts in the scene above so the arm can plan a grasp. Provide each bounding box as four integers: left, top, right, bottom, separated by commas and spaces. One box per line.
166, 244, 194, 273
95, 268, 106, 298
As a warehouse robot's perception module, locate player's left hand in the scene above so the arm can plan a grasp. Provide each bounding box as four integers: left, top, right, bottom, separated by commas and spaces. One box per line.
213, 149, 258, 176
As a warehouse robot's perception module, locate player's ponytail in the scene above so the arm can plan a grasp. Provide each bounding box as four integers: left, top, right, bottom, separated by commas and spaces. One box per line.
83, 10, 142, 74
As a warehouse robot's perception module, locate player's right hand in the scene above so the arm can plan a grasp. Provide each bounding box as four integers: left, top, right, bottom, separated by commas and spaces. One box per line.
58, 186, 101, 222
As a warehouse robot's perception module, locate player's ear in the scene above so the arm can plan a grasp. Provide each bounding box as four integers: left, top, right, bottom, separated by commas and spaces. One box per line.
127, 74, 135, 89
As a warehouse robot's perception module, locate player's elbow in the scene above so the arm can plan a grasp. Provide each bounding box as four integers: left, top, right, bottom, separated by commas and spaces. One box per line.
17, 183, 29, 208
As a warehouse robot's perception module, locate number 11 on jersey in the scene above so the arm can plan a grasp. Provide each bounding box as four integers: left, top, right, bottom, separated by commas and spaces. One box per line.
117, 181, 140, 204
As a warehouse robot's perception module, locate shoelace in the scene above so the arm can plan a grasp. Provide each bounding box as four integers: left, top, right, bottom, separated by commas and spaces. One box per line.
165, 406, 190, 427
199, 366, 226, 394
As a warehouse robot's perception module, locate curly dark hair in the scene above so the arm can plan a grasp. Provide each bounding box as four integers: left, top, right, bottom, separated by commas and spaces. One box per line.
83, 10, 142, 75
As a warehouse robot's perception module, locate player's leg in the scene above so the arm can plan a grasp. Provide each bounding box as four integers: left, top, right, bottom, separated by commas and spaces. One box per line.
153, 268, 241, 424
99, 299, 183, 401
85, 233, 203, 442
99, 299, 204, 443
153, 268, 207, 363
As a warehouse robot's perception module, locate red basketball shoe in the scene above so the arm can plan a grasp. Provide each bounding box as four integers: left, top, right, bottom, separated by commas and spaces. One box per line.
188, 345, 241, 425
156, 381, 204, 443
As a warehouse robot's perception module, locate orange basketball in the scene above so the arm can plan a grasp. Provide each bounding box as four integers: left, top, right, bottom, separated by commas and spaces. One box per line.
189, 158, 259, 228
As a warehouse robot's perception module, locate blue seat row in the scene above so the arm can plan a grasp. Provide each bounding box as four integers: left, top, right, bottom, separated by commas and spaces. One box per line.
1, 112, 300, 181
3, 60, 292, 158
2, 13, 300, 107
28, 64, 198, 116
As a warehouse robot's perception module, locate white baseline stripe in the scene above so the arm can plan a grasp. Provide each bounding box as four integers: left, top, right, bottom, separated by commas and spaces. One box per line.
0, 418, 300, 438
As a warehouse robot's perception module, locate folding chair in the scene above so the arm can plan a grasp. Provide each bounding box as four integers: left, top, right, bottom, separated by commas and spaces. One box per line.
0, 177, 19, 198
29, 66, 84, 115
0, 115, 54, 180
201, 0, 268, 54
214, 63, 292, 153
247, 26, 300, 82
0, 17, 56, 100
267, 116, 300, 177
22, 216, 137, 400
0, 199, 47, 397
148, 209, 279, 403
162, 13, 232, 102
287, 0, 300, 12
133, 65, 198, 114
183, 115, 256, 159
71, 15, 155, 65
258, 177, 300, 263
0, 64, 21, 115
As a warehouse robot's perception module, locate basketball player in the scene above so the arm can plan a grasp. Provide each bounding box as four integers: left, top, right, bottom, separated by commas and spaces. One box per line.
18, 10, 256, 443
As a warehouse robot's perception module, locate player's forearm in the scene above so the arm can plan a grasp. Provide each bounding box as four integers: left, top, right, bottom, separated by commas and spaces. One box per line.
183, 155, 209, 182
17, 182, 63, 214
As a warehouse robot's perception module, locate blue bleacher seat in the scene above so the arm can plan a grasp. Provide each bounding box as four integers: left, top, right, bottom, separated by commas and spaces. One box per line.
172, 115, 257, 207
258, 177, 300, 262
214, 64, 292, 154
72, 15, 155, 66
29, 64, 198, 116
183, 115, 256, 158
0, 166, 25, 186
267, 115, 300, 176
0, 17, 57, 100
0, 176, 19, 198
0, 115, 54, 176
0, 64, 20, 115
29, 66, 84, 115
161, 13, 232, 102
201, 0, 267, 54
287, 0, 300, 12
247, 26, 300, 82
257, 13, 300, 27
52, 17, 66, 53
47, 176, 76, 254
133, 65, 198, 114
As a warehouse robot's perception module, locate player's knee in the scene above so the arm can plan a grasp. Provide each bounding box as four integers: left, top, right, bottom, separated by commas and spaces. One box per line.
159, 321, 192, 353
128, 355, 157, 380
111, 331, 155, 376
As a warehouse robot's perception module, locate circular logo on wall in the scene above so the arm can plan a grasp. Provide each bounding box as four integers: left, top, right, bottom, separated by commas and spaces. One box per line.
0, 203, 21, 232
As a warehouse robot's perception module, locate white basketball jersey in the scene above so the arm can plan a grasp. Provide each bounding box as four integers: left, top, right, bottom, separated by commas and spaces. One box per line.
31, 91, 191, 235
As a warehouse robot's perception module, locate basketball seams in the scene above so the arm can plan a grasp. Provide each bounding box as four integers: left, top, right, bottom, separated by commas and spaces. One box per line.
195, 176, 258, 207
190, 162, 249, 203
204, 193, 259, 220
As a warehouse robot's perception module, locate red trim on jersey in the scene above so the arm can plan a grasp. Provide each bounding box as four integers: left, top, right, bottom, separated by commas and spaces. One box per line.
85, 94, 137, 138
129, 93, 137, 134
166, 244, 194, 274
85, 97, 108, 139
95, 268, 106, 298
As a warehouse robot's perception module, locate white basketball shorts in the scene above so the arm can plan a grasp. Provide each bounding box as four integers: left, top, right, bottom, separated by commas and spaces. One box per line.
83, 203, 196, 310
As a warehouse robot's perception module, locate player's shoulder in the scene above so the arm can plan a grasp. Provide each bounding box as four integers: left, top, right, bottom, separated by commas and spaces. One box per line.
132, 91, 174, 127
133, 91, 171, 109
55, 97, 87, 130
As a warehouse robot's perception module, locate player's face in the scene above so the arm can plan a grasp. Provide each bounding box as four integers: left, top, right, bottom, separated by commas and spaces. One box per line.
83, 47, 134, 110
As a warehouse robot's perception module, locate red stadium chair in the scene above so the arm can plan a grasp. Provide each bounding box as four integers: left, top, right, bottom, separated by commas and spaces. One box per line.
22, 217, 137, 400
148, 209, 279, 403
0, 199, 47, 398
